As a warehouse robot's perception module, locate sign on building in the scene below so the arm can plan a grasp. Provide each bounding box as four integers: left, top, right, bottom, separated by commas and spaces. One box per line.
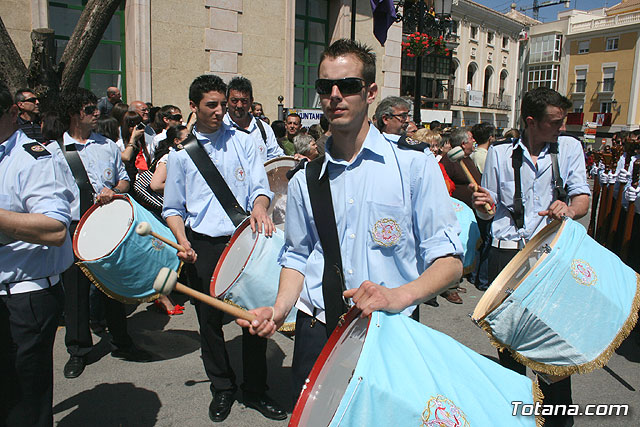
468, 90, 483, 107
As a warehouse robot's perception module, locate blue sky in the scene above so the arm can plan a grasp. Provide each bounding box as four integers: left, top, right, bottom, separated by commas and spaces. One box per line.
476, 0, 618, 23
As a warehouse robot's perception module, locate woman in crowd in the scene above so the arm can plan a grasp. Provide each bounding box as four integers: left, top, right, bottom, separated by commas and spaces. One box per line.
120, 111, 150, 182
293, 133, 319, 161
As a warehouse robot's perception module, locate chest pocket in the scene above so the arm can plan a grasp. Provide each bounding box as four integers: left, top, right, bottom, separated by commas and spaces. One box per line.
367, 201, 408, 251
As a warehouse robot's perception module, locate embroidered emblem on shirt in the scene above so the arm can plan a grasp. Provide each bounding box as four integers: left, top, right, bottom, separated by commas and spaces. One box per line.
103, 168, 114, 181
451, 200, 464, 212
235, 167, 246, 181
571, 259, 597, 287
421, 395, 469, 427
23, 142, 50, 159
372, 218, 402, 247
258, 144, 265, 154
150, 237, 165, 251
31, 144, 45, 152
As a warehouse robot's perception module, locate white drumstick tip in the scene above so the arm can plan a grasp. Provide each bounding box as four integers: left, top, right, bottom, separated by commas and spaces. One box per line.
447, 146, 465, 162
136, 222, 152, 236
154, 267, 178, 295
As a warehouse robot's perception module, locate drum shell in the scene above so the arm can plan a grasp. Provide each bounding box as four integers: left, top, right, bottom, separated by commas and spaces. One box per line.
74, 195, 181, 302
292, 309, 539, 427
478, 219, 640, 376
211, 219, 296, 330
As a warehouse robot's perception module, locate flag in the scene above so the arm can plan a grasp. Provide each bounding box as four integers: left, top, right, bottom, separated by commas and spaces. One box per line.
370, 0, 397, 46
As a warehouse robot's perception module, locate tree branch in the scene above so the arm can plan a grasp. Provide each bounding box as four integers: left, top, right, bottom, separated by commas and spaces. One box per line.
0, 17, 28, 93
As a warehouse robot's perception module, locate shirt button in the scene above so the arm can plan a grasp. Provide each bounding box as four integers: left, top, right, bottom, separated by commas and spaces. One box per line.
348, 269, 353, 275
348, 198, 354, 204
349, 233, 355, 239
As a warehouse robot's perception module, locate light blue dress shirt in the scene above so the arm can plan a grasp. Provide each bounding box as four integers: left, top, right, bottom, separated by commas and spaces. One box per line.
162, 126, 274, 238
223, 113, 284, 162
481, 135, 590, 242
0, 130, 75, 283
63, 131, 129, 221
280, 125, 463, 321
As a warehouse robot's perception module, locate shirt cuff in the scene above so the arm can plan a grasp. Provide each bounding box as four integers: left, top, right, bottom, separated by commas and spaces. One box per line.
279, 250, 308, 275
420, 229, 464, 269
249, 189, 274, 210
162, 208, 186, 221
42, 211, 71, 227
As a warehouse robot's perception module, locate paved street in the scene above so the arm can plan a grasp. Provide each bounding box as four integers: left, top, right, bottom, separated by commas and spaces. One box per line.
52, 213, 639, 426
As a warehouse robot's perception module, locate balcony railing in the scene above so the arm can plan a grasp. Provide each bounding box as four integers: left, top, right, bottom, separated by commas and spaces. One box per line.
451, 88, 511, 110
593, 113, 612, 126
570, 11, 640, 34
566, 112, 584, 126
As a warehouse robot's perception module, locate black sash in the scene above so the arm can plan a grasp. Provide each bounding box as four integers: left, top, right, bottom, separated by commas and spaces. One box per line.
57, 138, 94, 216
305, 156, 347, 335
182, 135, 248, 227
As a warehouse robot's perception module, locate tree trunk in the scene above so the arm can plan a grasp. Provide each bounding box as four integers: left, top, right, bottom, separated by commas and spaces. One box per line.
59, 0, 123, 93
27, 28, 61, 112
0, 17, 28, 93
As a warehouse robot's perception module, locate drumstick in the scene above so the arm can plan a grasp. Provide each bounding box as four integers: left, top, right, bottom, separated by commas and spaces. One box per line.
136, 222, 186, 253
448, 147, 495, 215
154, 267, 257, 322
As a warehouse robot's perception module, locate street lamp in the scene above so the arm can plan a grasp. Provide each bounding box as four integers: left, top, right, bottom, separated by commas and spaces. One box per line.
395, 0, 453, 124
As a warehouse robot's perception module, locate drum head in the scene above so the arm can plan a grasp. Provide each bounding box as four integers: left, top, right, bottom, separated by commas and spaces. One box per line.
210, 219, 257, 297
264, 156, 297, 226
74, 197, 134, 261
472, 219, 563, 322
290, 308, 369, 427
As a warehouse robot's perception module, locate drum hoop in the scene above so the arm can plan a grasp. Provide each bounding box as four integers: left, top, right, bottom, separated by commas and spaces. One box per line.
471, 219, 565, 322
290, 307, 367, 426
209, 217, 259, 297
72, 195, 132, 261
263, 156, 297, 171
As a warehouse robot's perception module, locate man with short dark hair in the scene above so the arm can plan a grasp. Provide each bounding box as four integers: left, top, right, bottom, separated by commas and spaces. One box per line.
374, 96, 411, 135
97, 86, 122, 117
163, 74, 286, 422
1, 81, 74, 426
224, 77, 284, 162
239, 38, 463, 402
472, 87, 590, 427
285, 112, 302, 142
15, 88, 43, 142
470, 122, 495, 173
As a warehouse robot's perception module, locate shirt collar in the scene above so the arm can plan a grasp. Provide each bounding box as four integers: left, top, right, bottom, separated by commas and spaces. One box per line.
320, 123, 387, 177
63, 131, 99, 147
223, 112, 255, 133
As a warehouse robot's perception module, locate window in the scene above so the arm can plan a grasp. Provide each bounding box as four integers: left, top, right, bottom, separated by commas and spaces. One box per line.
601, 102, 612, 113
575, 69, 587, 93
529, 34, 562, 63
573, 102, 583, 113
49, 0, 126, 99
470, 26, 478, 40
606, 37, 619, 51
502, 36, 509, 49
602, 67, 615, 92
294, 0, 329, 108
451, 20, 459, 35
578, 40, 590, 54
487, 31, 494, 45
527, 64, 560, 91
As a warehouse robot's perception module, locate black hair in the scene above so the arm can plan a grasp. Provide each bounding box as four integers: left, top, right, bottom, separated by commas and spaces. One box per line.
154, 104, 180, 131
521, 87, 571, 126
319, 39, 376, 85
40, 111, 65, 141
96, 115, 120, 142
471, 122, 495, 145
271, 120, 286, 139
0, 81, 13, 112
151, 124, 187, 172
61, 87, 97, 123
430, 120, 441, 131
14, 88, 35, 103
286, 112, 301, 123
227, 76, 253, 99
189, 74, 227, 105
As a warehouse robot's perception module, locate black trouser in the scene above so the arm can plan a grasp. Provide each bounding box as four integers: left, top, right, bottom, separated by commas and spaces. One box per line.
488, 246, 574, 427
0, 284, 64, 427
185, 229, 268, 395
63, 222, 132, 356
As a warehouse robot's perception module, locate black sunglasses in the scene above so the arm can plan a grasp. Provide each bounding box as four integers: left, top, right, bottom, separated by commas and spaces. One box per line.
83, 105, 98, 115
167, 114, 182, 121
315, 78, 366, 95
22, 97, 38, 103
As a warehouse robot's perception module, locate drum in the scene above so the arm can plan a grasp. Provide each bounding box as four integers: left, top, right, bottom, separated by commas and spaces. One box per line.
73, 195, 181, 303
451, 197, 481, 274
264, 156, 297, 226
472, 218, 640, 377
291, 308, 540, 427
210, 217, 295, 331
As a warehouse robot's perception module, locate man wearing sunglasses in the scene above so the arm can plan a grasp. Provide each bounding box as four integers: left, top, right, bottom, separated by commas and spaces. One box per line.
374, 95, 411, 136
150, 105, 182, 160
238, 39, 464, 402
15, 88, 44, 142
59, 88, 151, 381
223, 76, 284, 162
1, 81, 76, 427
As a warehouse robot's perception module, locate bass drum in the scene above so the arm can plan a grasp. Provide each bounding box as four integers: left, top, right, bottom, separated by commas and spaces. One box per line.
264, 156, 297, 227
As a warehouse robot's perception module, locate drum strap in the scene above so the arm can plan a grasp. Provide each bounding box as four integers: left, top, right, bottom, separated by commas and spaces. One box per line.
57, 138, 94, 216
182, 135, 248, 227
306, 156, 347, 336
255, 119, 268, 146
